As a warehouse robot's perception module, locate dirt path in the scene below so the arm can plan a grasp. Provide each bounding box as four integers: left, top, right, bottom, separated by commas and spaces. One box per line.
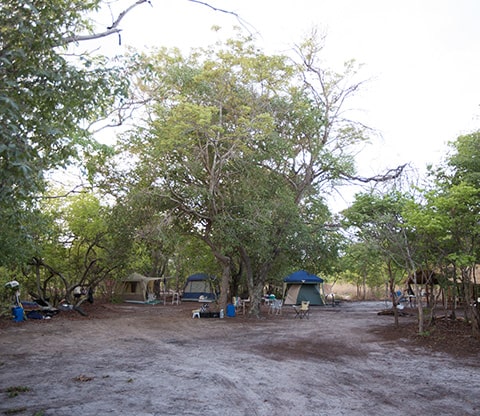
1, 301, 479, 415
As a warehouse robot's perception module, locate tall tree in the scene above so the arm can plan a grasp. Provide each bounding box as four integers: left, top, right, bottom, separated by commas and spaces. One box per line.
23, 191, 120, 307
340, 242, 385, 299
117, 32, 398, 313
0, 0, 128, 266
419, 132, 480, 337
447, 131, 480, 188
120, 35, 294, 309
342, 192, 418, 328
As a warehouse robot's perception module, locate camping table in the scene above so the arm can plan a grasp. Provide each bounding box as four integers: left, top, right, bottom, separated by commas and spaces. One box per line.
239, 298, 250, 315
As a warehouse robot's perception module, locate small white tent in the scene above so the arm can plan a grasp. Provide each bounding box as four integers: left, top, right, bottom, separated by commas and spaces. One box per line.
119, 273, 163, 303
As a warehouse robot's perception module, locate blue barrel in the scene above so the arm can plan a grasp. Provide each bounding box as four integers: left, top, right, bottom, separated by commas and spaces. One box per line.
12, 306, 25, 322
226, 303, 236, 317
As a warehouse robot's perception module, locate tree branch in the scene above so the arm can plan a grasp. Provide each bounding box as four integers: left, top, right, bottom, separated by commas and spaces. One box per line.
64, 0, 150, 44
341, 163, 408, 183
186, 0, 240, 18
63, 0, 243, 44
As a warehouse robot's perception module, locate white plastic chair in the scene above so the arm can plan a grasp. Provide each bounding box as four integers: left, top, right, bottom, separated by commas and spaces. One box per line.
192, 309, 201, 318
269, 299, 283, 315
192, 303, 209, 318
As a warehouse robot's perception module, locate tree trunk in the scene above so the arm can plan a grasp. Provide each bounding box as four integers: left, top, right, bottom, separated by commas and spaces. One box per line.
415, 282, 424, 334
470, 303, 480, 340
471, 266, 480, 340
239, 246, 263, 317
201, 233, 232, 311
217, 260, 231, 312
33, 258, 43, 301
461, 268, 480, 339
249, 282, 265, 317
362, 272, 367, 300
229, 260, 243, 299
387, 260, 399, 327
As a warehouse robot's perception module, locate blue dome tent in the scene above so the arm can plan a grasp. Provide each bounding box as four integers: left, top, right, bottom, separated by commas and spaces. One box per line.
182, 273, 218, 302
283, 270, 325, 306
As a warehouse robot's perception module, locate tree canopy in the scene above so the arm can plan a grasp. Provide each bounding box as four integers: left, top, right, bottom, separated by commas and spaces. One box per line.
0, 0, 127, 265
106, 33, 369, 312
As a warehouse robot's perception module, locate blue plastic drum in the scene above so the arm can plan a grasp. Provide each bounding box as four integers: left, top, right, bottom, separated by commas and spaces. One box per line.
12, 306, 24, 322
226, 303, 236, 317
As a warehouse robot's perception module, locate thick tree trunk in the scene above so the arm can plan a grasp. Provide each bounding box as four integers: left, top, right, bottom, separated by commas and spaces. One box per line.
239, 246, 263, 317
248, 283, 265, 317
201, 233, 232, 311
217, 260, 231, 312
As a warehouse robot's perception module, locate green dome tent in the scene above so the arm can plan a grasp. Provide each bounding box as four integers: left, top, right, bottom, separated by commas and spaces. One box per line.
283, 270, 325, 306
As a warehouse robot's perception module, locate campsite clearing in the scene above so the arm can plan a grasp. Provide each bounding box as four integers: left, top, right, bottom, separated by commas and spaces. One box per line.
0, 301, 479, 416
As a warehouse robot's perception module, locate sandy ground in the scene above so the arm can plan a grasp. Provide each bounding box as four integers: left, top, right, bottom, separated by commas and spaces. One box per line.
0, 301, 479, 416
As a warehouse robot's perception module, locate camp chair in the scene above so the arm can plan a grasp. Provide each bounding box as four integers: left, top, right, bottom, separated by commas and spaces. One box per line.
192, 303, 209, 318
293, 301, 310, 319
299, 301, 310, 318
269, 299, 283, 315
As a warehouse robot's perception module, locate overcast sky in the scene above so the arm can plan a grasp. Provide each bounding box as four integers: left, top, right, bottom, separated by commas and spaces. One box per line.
94, 0, 480, 205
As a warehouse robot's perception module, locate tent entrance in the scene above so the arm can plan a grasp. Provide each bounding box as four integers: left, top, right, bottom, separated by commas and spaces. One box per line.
284, 284, 324, 305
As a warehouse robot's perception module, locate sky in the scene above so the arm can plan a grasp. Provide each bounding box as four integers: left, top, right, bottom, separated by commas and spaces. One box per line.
91, 0, 480, 206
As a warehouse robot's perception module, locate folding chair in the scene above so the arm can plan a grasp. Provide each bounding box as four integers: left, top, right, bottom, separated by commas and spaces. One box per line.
293, 301, 310, 319
299, 301, 310, 318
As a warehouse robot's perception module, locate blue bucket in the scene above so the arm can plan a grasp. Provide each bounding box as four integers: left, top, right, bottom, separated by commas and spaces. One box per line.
226, 303, 236, 317
12, 306, 25, 322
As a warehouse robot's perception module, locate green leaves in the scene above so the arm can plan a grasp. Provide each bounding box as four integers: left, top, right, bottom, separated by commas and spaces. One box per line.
0, 0, 125, 201
448, 131, 480, 187
0, 0, 127, 266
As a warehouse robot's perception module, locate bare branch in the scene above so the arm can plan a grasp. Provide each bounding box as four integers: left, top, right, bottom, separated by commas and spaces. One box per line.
64, 27, 121, 44
64, 0, 150, 44
187, 0, 240, 18
63, 0, 246, 44
87, 97, 150, 135
33, 184, 88, 200
341, 163, 408, 183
